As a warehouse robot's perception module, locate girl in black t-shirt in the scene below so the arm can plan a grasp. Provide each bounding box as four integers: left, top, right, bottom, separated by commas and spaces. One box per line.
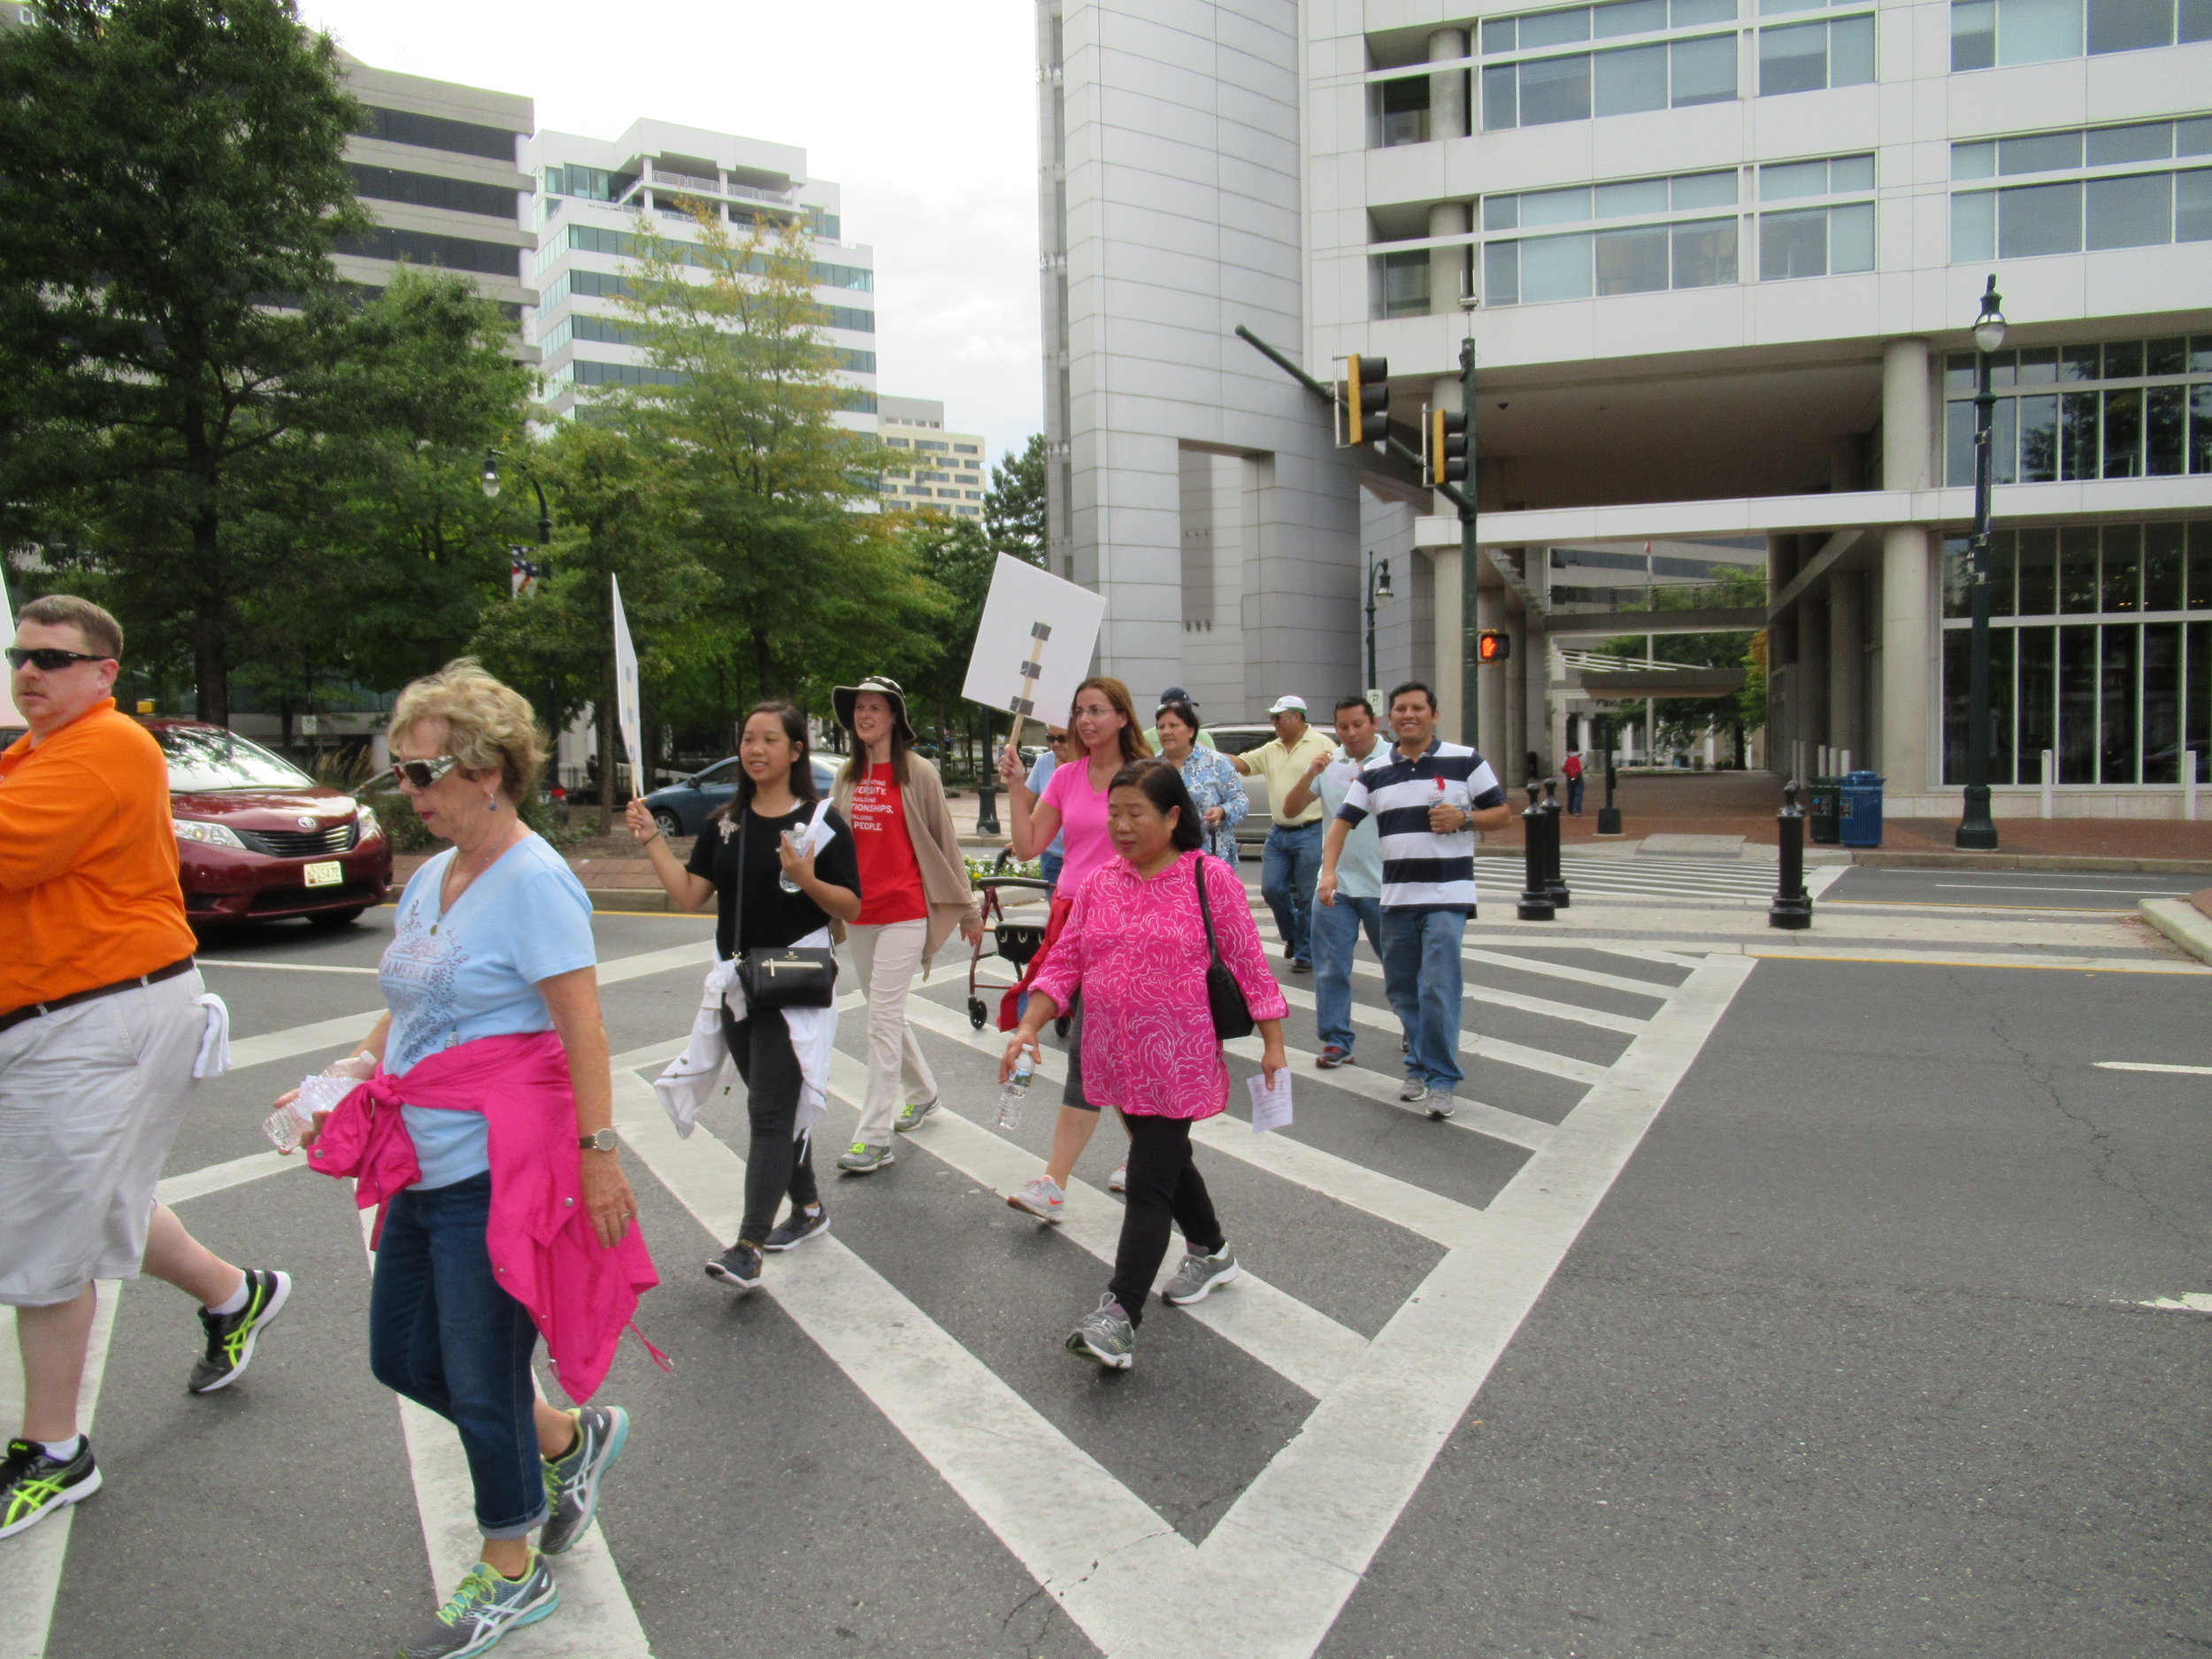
627, 703, 860, 1290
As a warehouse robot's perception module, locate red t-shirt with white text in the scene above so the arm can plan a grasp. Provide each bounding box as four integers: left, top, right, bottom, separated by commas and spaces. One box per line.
849, 762, 928, 926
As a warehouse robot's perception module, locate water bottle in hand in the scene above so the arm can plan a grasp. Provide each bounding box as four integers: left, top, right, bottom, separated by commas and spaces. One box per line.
996, 1048, 1036, 1130
264, 1071, 363, 1153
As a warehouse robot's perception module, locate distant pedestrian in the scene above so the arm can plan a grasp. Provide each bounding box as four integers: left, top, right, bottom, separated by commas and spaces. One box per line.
997, 676, 1151, 1221
0, 595, 285, 1544
1002, 760, 1287, 1371
1286, 696, 1388, 1070
1024, 727, 1073, 893
1141, 685, 1217, 755
296, 659, 652, 1655
1317, 682, 1510, 1118
630, 702, 862, 1287
1228, 695, 1334, 972
1563, 751, 1586, 816
825, 676, 983, 1168
1153, 698, 1248, 862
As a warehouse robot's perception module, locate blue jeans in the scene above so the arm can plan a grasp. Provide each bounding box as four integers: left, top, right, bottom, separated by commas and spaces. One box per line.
1310, 893, 1383, 1055
1040, 849, 1064, 895
1261, 822, 1323, 964
1567, 777, 1586, 815
1378, 908, 1468, 1091
368, 1173, 548, 1540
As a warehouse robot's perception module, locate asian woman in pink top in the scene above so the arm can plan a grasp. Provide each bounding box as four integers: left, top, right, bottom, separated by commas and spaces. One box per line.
1002, 760, 1288, 1371
995, 675, 1152, 1221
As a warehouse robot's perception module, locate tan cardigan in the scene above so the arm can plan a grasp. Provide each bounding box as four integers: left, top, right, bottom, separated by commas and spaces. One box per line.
831, 753, 981, 972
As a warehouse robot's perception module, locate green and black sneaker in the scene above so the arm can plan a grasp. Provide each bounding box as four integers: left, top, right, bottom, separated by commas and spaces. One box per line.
397, 1552, 558, 1658
0, 1436, 101, 1540
188, 1268, 293, 1394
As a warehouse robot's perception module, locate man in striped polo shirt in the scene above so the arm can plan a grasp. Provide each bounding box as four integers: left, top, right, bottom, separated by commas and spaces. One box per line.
1316, 681, 1510, 1118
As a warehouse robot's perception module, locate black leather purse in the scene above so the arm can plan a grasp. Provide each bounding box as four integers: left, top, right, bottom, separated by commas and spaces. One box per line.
732, 809, 838, 1010
1193, 854, 1256, 1041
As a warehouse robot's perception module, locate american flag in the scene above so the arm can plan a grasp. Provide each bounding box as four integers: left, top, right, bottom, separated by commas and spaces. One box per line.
510, 548, 547, 598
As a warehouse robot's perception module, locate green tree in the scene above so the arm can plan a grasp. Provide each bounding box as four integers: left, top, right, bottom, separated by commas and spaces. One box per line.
0, 0, 373, 724
1601, 564, 1767, 767
985, 433, 1049, 565
603, 209, 939, 706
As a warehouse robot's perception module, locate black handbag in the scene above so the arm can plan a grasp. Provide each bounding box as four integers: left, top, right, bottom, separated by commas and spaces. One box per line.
732, 810, 838, 1010
1193, 854, 1256, 1041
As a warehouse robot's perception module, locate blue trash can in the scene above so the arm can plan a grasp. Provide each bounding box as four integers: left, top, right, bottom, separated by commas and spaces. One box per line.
1839, 769, 1885, 848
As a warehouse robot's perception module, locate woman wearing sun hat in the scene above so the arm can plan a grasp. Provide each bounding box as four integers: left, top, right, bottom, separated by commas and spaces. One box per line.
827, 676, 983, 1172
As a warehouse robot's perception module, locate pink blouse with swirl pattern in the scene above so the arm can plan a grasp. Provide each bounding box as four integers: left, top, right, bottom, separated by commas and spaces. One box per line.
1029, 849, 1288, 1119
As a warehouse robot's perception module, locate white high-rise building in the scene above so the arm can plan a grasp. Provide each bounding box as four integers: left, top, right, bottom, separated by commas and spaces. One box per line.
523, 119, 877, 426
1041, 0, 2211, 817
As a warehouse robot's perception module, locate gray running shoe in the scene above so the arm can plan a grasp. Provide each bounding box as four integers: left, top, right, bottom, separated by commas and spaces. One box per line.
837, 1141, 895, 1173
1163, 1247, 1240, 1306
705, 1241, 763, 1290
398, 1553, 558, 1657
893, 1096, 940, 1133
188, 1268, 292, 1394
1398, 1078, 1429, 1103
1008, 1177, 1065, 1222
764, 1206, 830, 1251
0, 1436, 99, 1540
539, 1405, 628, 1556
1426, 1089, 1456, 1121
1065, 1294, 1135, 1370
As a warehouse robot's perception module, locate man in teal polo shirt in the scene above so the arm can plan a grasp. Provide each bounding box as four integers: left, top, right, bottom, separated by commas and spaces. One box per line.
1281, 696, 1387, 1066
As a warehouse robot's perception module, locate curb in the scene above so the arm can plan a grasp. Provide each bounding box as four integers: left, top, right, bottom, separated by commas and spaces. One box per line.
1849, 850, 2212, 876
2140, 897, 2212, 965
586, 888, 674, 912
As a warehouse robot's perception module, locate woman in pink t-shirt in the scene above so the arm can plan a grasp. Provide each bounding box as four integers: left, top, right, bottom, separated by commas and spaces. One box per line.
996, 675, 1150, 1222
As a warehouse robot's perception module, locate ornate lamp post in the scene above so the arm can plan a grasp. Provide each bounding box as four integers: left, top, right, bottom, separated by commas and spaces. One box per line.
481, 447, 553, 546
1363, 552, 1394, 695
1955, 275, 2006, 851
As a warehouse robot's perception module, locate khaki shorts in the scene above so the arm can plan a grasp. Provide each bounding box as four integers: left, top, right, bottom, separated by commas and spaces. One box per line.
0, 970, 206, 1307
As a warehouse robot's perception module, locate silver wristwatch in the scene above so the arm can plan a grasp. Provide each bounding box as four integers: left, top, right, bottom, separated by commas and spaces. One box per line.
578, 1128, 619, 1153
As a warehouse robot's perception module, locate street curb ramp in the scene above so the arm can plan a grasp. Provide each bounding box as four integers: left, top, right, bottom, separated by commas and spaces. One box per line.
2139, 891, 2212, 966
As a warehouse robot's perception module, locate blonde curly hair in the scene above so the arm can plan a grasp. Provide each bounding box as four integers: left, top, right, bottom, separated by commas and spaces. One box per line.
388, 658, 545, 803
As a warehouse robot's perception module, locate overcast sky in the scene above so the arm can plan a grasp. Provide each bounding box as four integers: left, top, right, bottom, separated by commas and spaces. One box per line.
296, 0, 1044, 470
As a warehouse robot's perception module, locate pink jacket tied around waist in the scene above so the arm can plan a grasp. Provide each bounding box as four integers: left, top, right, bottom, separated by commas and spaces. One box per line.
308, 1029, 662, 1402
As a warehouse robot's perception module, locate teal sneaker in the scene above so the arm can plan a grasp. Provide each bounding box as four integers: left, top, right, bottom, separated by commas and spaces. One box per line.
398, 1553, 558, 1657
539, 1405, 627, 1556
0, 1436, 101, 1540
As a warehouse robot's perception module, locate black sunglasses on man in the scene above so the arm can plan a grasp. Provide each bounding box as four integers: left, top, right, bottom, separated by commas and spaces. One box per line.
5, 647, 114, 672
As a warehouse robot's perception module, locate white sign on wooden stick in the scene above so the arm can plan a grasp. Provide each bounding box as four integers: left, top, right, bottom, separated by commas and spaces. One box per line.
960, 555, 1106, 726
611, 573, 643, 789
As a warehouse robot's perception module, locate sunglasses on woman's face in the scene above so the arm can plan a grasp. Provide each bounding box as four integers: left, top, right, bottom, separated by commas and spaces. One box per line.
5, 647, 113, 672
387, 756, 462, 789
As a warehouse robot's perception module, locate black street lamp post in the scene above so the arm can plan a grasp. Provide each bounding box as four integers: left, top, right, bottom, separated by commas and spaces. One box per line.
1956, 275, 2006, 851
481, 447, 553, 546
1363, 552, 1394, 695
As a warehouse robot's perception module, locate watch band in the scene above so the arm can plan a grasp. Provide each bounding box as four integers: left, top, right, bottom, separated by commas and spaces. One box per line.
578, 1128, 618, 1153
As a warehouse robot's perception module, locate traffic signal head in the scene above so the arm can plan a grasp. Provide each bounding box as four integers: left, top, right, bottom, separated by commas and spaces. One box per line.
1477, 628, 1510, 664
1346, 354, 1390, 445
1429, 408, 1468, 487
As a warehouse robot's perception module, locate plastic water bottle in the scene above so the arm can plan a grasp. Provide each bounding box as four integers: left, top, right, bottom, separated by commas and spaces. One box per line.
996, 1049, 1035, 1130
263, 1068, 367, 1153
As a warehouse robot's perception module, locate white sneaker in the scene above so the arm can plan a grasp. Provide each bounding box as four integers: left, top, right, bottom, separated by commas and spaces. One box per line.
1109, 1162, 1127, 1193
1008, 1177, 1065, 1223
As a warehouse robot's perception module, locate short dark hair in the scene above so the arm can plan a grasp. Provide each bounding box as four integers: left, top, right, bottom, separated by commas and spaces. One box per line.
1333, 695, 1374, 718
1109, 758, 1204, 853
1155, 699, 1202, 740
1386, 680, 1437, 712
19, 595, 122, 659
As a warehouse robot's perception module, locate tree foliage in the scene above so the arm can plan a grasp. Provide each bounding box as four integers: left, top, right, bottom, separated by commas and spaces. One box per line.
985, 432, 1049, 565
1601, 564, 1767, 766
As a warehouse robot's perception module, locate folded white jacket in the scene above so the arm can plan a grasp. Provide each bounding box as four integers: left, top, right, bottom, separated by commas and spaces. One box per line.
653, 933, 837, 1140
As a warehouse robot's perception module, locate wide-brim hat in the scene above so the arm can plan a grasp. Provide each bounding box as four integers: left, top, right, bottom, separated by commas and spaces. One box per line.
833, 675, 915, 741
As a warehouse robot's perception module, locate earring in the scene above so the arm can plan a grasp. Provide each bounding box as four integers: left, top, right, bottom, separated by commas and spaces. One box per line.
487, 793, 499, 812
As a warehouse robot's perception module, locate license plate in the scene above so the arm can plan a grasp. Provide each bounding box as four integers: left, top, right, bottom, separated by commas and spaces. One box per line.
303, 860, 342, 887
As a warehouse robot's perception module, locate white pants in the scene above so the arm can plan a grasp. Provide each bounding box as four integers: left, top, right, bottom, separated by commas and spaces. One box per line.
0, 970, 205, 1306
844, 918, 937, 1147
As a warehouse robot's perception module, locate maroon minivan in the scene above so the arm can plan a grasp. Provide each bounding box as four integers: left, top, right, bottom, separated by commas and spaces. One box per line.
151, 719, 392, 926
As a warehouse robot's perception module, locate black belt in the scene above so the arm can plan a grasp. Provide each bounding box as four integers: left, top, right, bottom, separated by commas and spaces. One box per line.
0, 956, 197, 1035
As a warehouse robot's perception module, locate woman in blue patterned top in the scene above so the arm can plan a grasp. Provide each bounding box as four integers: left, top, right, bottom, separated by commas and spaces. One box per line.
1154, 701, 1248, 863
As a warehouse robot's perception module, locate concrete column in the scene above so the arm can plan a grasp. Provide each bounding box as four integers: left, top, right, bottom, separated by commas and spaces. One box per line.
1431, 545, 1463, 738
1828, 568, 1864, 761
1766, 534, 1799, 775
1799, 593, 1830, 765
1428, 202, 1469, 316
1505, 611, 1528, 783
1428, 28, 1469, 139
1881, 337, 1935, 492
1881, 526, 1934, 795
1523, 617, 1550, 778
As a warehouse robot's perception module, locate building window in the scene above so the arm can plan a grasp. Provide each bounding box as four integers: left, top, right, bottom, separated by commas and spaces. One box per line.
955, 442, 979, 454
353, 105, 518, 164
1370, 250, 1432, 318
333, 227, 521, 280
536, 312, 646, 355
822, 305, 876, 333
1941, 521, 2212, 785
1756, 12, 1875, 94
1479, 0, 1739, 54
1483, 215, 1737, 303
964, 489, 986, 499
887, 436, 910, 447
1481, 31, 1736, 127
349, 165, 520, 222
1950, 0, 2212, 68
1370, 75, 1433, 147
1942, 335, 2212, 485
1950, 117, 2212, 259
544, 165, 616, 202
538, 268, 633, 309
1757, 204, 1876, 277
833, 348, 878, 373
568, 357, 686, 388
956, 505, 982, 517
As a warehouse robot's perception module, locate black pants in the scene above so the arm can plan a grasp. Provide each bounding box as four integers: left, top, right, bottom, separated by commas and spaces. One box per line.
1107, 1115, 1224, 1325
722, 1009, 819, 1245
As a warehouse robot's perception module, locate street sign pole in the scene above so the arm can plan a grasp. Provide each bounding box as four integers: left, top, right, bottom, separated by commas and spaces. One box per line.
1459, 330, 1480, 751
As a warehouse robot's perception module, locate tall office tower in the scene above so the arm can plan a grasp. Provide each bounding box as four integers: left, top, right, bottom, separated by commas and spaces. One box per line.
1043, 0, 2211, 818
523, 119, 877, 426
879, 396, 991, 519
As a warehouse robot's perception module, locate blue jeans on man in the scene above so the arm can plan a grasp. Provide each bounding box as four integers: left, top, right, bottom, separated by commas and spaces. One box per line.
1260, 821, 1324, 964
1378, 908, 1467, 1092
1566, 776, 1586, 815
1310, 892, 1383, 1055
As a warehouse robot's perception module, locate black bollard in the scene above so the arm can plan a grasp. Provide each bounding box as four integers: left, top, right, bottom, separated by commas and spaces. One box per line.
1542, 778, 1571, 909
1517, 780, 1555, 921
1769, 779, 1813, 930
1596, 749, 1623, 837
976, 776, 1001, 838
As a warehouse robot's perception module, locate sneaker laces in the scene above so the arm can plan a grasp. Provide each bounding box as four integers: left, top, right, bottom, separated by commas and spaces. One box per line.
438, 1562, 509, 1624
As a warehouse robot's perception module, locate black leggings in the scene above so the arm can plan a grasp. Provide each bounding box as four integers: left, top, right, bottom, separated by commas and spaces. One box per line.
722, 1009, 820, 1245
1107, 1115, 1224, 1325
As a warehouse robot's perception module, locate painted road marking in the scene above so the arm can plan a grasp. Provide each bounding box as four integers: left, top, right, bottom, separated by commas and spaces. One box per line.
2096, 1061, 2212, 1075
0, 1282, 120, 1659
1220, 1019, 1557, 1153
156, 1148, 303, 1206
1306, 978, 1614, 1087
2137, 1293, 2212, 1313
1345, 958, 1646, 1035
1459, 947, 1676, 999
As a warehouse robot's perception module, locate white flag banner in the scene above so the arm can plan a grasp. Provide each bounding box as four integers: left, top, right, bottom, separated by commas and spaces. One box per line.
611, 573, 643, 792
959, 554, 1106, 726
0, 581, 20, 726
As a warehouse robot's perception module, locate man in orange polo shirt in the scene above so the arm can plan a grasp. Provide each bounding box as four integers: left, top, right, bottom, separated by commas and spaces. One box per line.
0, 595, 291, 1542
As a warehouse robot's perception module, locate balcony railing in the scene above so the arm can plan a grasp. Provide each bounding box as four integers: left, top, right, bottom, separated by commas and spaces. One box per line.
726, 180, 796, 205
649, 166, 721, 195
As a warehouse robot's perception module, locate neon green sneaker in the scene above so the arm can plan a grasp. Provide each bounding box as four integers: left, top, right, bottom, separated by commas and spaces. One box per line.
397, 1552, 557, 1657
836, 1141, 894, 1173
0, 1436, 100, 1540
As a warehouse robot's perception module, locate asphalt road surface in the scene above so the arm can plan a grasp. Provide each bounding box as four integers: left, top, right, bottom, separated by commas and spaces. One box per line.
1824, 865, 2207, 912
5, 877, 2208, 1659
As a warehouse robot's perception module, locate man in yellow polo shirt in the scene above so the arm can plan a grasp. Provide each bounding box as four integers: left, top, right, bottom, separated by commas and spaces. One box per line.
0, 595, 288, 1542
1229, 695, 1335, 972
